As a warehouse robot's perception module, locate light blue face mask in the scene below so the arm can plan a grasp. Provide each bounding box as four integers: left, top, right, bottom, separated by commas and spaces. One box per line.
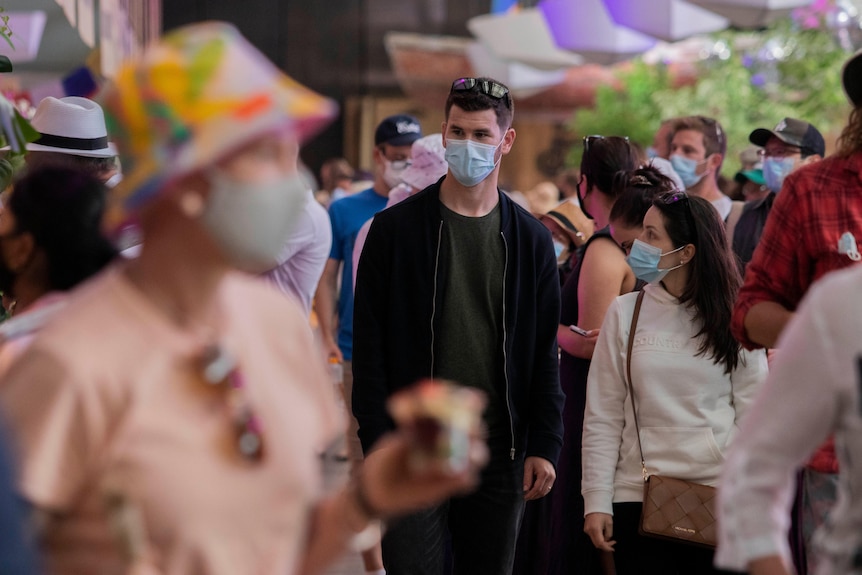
669, 154, 706, 189
445, 138, 502, 187
553, 239, 571, 261
762, 156, 795, 193
625, 239, 686, 284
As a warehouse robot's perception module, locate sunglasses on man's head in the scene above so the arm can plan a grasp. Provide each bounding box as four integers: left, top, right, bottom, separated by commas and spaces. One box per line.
696, 116, 724, 149
451, 78, 512, 108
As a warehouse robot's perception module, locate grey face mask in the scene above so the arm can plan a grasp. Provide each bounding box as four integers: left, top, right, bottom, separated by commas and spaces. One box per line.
202, 169, 308, 272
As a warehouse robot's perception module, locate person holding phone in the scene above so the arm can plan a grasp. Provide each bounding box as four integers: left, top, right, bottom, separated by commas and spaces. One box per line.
515, 138, 640, 575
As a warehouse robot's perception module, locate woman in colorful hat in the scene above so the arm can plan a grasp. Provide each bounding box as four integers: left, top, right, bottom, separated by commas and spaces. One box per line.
0, 22, 484, 575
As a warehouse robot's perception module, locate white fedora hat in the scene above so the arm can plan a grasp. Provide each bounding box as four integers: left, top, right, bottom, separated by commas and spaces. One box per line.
25, 96, 117, 158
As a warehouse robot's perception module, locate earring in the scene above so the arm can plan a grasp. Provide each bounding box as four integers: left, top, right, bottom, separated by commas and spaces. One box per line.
179, 192, 205, 218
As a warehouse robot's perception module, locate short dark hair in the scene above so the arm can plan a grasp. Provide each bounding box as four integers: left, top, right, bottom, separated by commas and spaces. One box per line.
9, 166, 117, 291
445, 77, 514, 131
609, 165, 677, 228
652, 193, 742, 374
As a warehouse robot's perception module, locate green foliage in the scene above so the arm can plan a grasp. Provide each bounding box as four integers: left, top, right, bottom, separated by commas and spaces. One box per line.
569, 15, 852, 175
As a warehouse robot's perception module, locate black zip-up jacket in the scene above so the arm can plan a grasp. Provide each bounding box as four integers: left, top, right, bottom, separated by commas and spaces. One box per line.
352, 179, 564, 467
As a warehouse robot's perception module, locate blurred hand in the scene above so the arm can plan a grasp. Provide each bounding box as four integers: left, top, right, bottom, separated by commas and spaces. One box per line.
522, 456, 555, 501
584, 512, 615, 552
324, 340, 343, 364
359, 433, 487, 518
748, 556, 793, 575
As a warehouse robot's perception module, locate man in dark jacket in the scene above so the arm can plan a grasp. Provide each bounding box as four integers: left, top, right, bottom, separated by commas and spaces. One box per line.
352, 77, 564, 575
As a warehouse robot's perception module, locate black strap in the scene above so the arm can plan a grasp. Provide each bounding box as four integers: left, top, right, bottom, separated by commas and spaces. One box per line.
547, 210, 581, 235
625, 289, 647, 481
34, 133, 109, 151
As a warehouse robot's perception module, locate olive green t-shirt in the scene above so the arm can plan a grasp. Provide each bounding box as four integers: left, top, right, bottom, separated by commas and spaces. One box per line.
436, 201, 507, 440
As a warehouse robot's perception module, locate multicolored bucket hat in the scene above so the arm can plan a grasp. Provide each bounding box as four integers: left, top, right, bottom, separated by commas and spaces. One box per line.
99, 21, 337, 224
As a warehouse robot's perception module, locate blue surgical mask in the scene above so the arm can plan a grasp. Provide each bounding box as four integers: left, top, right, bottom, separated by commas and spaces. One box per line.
445, 138, 502, 187
626, 239, 686, 284
553, 240, 567, 260
669, 154, 705, 189
762, 156, 795, 193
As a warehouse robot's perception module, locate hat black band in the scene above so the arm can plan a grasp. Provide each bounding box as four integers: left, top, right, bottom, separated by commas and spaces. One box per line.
548, 210, 579, 233
35, 133, 109, 151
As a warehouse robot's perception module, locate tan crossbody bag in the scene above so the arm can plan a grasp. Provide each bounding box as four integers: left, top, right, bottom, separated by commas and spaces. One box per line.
625, 290, 718, 549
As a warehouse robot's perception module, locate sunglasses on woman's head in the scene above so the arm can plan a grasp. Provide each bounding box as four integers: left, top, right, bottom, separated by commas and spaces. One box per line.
661, 190, 688, 205
582, 135, 631, 157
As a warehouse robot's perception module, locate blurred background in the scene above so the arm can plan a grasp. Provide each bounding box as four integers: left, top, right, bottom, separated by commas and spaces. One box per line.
2, 0, 860, 194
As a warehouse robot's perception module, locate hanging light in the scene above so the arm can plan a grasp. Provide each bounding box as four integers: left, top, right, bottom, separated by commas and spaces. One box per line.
468, 8, 584, 71
686, 0, 811, 29
538, 0, 656, 65
603, 0, 728, 42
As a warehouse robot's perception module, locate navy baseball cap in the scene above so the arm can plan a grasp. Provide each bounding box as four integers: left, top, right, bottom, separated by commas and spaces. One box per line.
375, 114, 422, 146
749, 117, 825, 157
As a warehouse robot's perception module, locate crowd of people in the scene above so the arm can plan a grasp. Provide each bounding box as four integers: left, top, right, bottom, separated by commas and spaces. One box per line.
0, 17, 859, 575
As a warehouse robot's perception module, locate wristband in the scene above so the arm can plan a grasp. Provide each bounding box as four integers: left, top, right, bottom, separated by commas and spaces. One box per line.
344, 479, 384, 552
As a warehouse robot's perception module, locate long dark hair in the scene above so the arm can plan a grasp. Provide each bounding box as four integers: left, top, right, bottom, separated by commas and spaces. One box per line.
652, 193, 742, 374
837, 106, 862, 157
9, 166, 118, 291
609, 165, 677, 228
580, 136, 640, 201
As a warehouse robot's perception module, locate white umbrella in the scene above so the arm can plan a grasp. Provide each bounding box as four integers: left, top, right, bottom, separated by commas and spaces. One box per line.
538, 0, 657, 65
604, 0, 728, 42
468, 8, 584, 70
686, 0, 811, 28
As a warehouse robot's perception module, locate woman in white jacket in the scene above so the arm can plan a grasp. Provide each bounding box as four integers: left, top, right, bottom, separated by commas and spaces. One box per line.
582, 191, 767, 574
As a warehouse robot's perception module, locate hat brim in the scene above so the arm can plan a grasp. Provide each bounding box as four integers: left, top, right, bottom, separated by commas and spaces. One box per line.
749, 128, 802, 149
22, 141, 118, 158
736, 169, 765, 186
844, 50, 862, 107
542, 212, 588, 246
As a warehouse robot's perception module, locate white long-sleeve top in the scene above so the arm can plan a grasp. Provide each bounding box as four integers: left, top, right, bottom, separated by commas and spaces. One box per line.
716, 265, 862, 574
582, 283, 767, 516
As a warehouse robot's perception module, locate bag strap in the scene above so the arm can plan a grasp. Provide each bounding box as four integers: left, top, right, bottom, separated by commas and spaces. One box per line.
625, 289, 648, 482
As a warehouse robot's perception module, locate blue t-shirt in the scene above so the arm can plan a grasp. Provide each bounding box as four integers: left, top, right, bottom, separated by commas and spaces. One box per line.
328, 187, 389, 360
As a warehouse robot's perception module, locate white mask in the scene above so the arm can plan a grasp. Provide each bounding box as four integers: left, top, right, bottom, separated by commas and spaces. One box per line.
202, 169, 308, 272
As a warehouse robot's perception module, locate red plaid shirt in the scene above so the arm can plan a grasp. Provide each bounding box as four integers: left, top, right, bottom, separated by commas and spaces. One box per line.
733, 152, 862, 473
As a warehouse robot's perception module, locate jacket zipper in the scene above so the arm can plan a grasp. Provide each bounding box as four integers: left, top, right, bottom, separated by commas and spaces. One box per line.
500, 231, 515, 460
430, 220, 444, 376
